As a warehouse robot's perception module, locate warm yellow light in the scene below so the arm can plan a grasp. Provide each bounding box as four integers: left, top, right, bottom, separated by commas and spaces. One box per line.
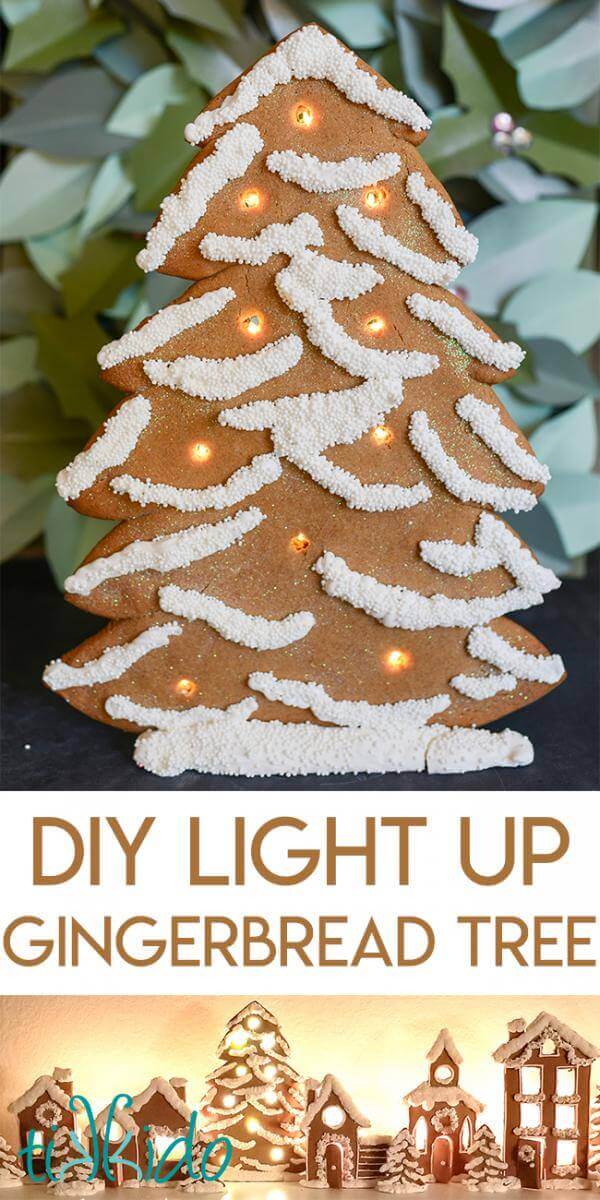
366, 315, 386, 335
322, 1104, 346, 1130
175, 677, 197, 698
261, 1033, 276, 1051
270, 1148, 285, 1162
241, 312, 264, 337
264, 1089, 278, 1105
385, 649, 413, 672
267, 1191, 285, 1200
190, 441, 211, 463
246, 1118, 260, 1133
371, 424, 393, 446
247, 1015, 262, 1030
364, 186, 387, 209
228, 1026, 248, 1049
263, 1065, 277, 1081
222, 1093, 237, 1109
240, 189, 261, 210
294, 104, 314, 127
235, 1066, 247, 1077
290, 532, 310, 554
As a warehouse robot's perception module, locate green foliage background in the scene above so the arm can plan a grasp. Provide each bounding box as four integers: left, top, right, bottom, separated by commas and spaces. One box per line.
1, 0, 598, 587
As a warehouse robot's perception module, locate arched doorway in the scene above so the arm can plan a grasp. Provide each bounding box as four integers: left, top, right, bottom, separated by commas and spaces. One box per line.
325, 1140, 344, 1188
431, 1134, 454, 1183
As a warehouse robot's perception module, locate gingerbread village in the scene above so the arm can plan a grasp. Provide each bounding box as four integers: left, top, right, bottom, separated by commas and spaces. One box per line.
1, 1005, 599, 1196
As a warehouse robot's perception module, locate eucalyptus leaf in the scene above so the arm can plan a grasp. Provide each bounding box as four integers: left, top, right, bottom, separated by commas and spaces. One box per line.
44, 493, 116, 589
0, 153, 95, 242
503, 269, 600, 352
523, 112, 600, 188
395, 11, 451, 111
0, 0, 42, 26
541, 472, 600, 556
3, 0, 124, 73
128, 95, 203, 212
511, 338, 599, 408
161, 0, 240, 37
0, 471, 54, 561
259, 0, 304, 39
496, 385, 551, 435
167, 30, 244, 94
0, 67, 132, 159
1, 336, 41, 393
421, 107, 497, 180
94, 25, 168, 83
306, 0, 393, 48
479, 158, 571, 204
0, 265, 56, 335
25, 223, 82, 288
530, 398, 598, 474
442, 5, 520, 114
79, 155, 135, 239
516, 7, 600, 110
1, 381, 87, 479
60, 234, 140, 316
33, 312, 114, 426
107, 64, 198, 138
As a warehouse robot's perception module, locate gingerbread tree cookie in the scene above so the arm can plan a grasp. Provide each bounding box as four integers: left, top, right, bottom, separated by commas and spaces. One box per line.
179, 1128, 229, 1195
378, 1128, 429, 1193
463, 1126, 519, 1193
195, 1002, 304, 1183
47, 1125, 103, 1195
43, 24, 565, 778
0, 1136, 25, 1188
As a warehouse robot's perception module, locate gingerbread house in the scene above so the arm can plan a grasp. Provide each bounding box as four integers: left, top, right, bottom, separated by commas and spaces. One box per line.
405, 1029, 484, 1183
493, 1012, 600, 1190
85, 1103, 140, 1187
8, 1068, 81, 1180
301, 1075, 370, 1189
88, 1077, 191, 1186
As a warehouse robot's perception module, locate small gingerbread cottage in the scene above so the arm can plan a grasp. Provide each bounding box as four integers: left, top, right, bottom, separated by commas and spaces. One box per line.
405, 1029, 484, 1183
85, 1103, 140, 1187
8, 1068, 81, 1180
493, 1012, 600, 1189
301, 1075, 370, 1189
88, 1077, 191, 1187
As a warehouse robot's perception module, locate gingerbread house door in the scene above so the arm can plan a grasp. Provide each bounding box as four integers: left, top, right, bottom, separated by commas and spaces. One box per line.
325, 1140, 344, 1189
431, 1134, 454, 1183
516, 1137, 543, 1189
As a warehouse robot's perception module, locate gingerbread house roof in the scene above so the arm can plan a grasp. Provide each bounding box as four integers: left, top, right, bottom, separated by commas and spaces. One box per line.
404, 1081, 485, 1114
427, 1028, 463, 1065
86, 1102, 140, 1138
8, 1069, 81, 1116
493, 1012, 600, 1064
301, 1075, 370, 1132
129, 1077, 191, 1122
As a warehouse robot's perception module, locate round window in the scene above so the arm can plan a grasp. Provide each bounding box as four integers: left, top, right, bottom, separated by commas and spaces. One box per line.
434, 1065, 454, 1083
322, 1105, 346, 1130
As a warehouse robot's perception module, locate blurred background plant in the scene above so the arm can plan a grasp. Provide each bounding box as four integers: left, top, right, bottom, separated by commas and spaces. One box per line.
0, 0, 598, 586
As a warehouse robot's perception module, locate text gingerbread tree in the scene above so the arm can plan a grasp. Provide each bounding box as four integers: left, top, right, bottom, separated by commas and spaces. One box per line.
195, 1001, 304, 1182
44, 24, 565, 778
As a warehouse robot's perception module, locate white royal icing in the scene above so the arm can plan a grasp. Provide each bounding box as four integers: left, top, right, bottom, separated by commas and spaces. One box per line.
276, 250, 438, 381
221, 380, 430, 511
467, 625, 565, 684
425, 727, 533, 774
43, 623, 182, 691
266, 150, 401, 193
200, 213, 323, 265
406, 293, 525, 373
450, 671, 517, 699
409, 410, 538, 513
56, 395, 151, 502
144, 333, 303, 400
97, 290, 235, 370
137, 123, 264, 272
419, 512, 560, 597
336, 204, 460, 288
184, 25, 430, 144
456, 394, 550, 484
111, 453, 281, 512
406, 172, 478, 266
249, 670, 450, 725
106, 694, 258, 727
65, 507, 264, 596
159, 584, 315, 650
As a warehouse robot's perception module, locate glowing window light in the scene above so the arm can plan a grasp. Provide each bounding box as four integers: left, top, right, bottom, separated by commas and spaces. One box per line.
240, 189, 261, 210
241, 312, 264, 337
555, 1105, 576, 1131
520, 1102, 542, 1128
385, 649, 413, 672
28, 1131, 44, 1156
521, 1066, 542, 1094
364, 186, 387, 209
190, 441, 211, 463
294, 104, 314, 128
414, 1117, 428, 1152
322, 1105, 345, 1130
289, 532, 310, 554
175, 678, 197, 698
556, 1141, 577, 1167
270, 1148, 285, 1162
555, 1068, 575, 1097
365, 315, 385, 335
460, 1118, 472, 1151
154, 1135, 182, 1163
103, 1121, 125, 1144
371, 424, 393, 446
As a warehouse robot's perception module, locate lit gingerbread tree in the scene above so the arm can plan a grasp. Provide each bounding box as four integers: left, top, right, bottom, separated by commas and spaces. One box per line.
0, 1136, 24, 1187
195, 1002, 304, 1182
44, 24, 565, 778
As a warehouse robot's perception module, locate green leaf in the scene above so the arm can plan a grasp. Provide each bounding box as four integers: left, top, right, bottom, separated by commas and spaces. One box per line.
25, 222, 82, 288
33, 312, 114, 426
79, 155, 135, 239
44, 492, 115, 589
94, 24, 168, 83
530, 398, 598, 474
3, 0, 124, 72
421, 107, 497, 180
511, 337, 599, 408
503, 269, 600, 352
167, 29, 243, 94
1, 381, 87, 479
1, 0, 43, 26
161, 0, 240, 37
524, 112, 600, 188
0, 471, 54, 561
0, 152, 95, 241
0, 335, 40, 393
459, 199, 597, 314
259, 0, 302, 40
0, 66, 131, 159
541, 472, 600, 556
107, 64, 198, 138
0, 265, 56, 334
496, 385, 551, 435
442, 5, 520, 114
60, 234, 139, 316
128, 95, 203, 212
479, 157, 571, 204
394, 11, 451, 111
516, 7, 600, 110
307, 0, 393, 48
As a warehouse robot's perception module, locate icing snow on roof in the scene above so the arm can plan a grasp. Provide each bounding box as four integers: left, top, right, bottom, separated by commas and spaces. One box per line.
301, 1075, 370, 1131
427, 1028, 463, 1065
87, 1103, 140, 1137
493, 1012, 600, 1063
227, 1001, 279, 1028
8, 1074, 81, 1116
52, 1068, 73, 1083
129, 1076, 192, 1121
404, 1083, 485, 1114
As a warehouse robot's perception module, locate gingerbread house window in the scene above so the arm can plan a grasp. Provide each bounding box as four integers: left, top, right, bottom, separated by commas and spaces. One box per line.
322, 1105, 346, 1130
556, 1140, 577, 1166
102, 1121, 124, 1144
154, 1134, 182, 1162
520, 1066, 541, 1094
434, 1064, 454, 1083
414, 1117, 428, 1152
541, 1037, 558, 1055
27, 1130, 44, 1156
555, 1105, 576, 1131
555, 1068, 576, 1096
520, 1102, 542, 1127
460, 1117, 472, 1151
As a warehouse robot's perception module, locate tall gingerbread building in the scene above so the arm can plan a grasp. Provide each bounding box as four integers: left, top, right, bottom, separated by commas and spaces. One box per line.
404, 1028, 484, 1182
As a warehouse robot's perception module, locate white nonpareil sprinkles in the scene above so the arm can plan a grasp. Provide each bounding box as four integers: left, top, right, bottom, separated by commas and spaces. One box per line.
450, 671, 517, 700
249, 670, 450, 725
137, 123, 264, 272
406, 171, 478, 265
111, 454, 281, 512
43, 623, 182, 691
409, 410, 538, 512
144, 333, 303, 401
419, 512, 560, 597
456, 394, 550, 484
56, 395, 151, 502
336, 204, 460, 288
159, 584, 315, 650
265, 150, 401, 193
64, 507, 265, 596
467, 625, 565, 684
200, 213, 323, 265
105, 694, 258, 727
406, 293, 525, 373
184, 24, 430, 144
97, 289, 235, 370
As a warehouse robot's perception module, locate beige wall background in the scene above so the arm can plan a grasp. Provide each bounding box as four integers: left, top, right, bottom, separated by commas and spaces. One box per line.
1, 995, 598, 1146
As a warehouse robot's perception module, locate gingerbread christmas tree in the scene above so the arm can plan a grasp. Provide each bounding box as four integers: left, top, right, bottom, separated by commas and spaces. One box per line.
0, 1136, 25, 1188
47, 1125, 103, 1195
378, 1128, 429, 1193
590, 1086, 600, 1184
43, 24, 565, 778
179, 1127, 228, 1195
463, 1125, 518, 1193
195, 1001, 304, 1183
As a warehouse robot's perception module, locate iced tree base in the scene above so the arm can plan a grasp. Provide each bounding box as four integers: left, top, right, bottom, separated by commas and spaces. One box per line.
178, 1183, 228, 1195
378, 1181, 427, 1193
134, 717, 533, 778
49, 1184, 105, 1196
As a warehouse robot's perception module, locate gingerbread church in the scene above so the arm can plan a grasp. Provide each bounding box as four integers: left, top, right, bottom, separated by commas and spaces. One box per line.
7, 1069, 81, 1181
404, 1029, 485, 1183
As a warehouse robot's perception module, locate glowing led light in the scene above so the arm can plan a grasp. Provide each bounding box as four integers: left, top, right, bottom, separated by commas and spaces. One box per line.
263, 1065, 277, 1081
235, 1066, 247, 1077
190, 441, 211, 463
261, 1033, 276, 1051
221, 1094, 237, 1109
246, 1118, 259, 1133
247, 1015, 262, 1030
294, 104, 314, 127
366, 315, 386, 335
270, 1148, 285, 1162
175, 678, 197, 698
385, 649, 413, 672
264, 1089, 278, 1105
290, 532, 310, 554
241, 312, 264, 337
371, 425, 393, 446
240, 189, 260, 210
228, 1026, 247, 1049
364, 186, 387, 209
